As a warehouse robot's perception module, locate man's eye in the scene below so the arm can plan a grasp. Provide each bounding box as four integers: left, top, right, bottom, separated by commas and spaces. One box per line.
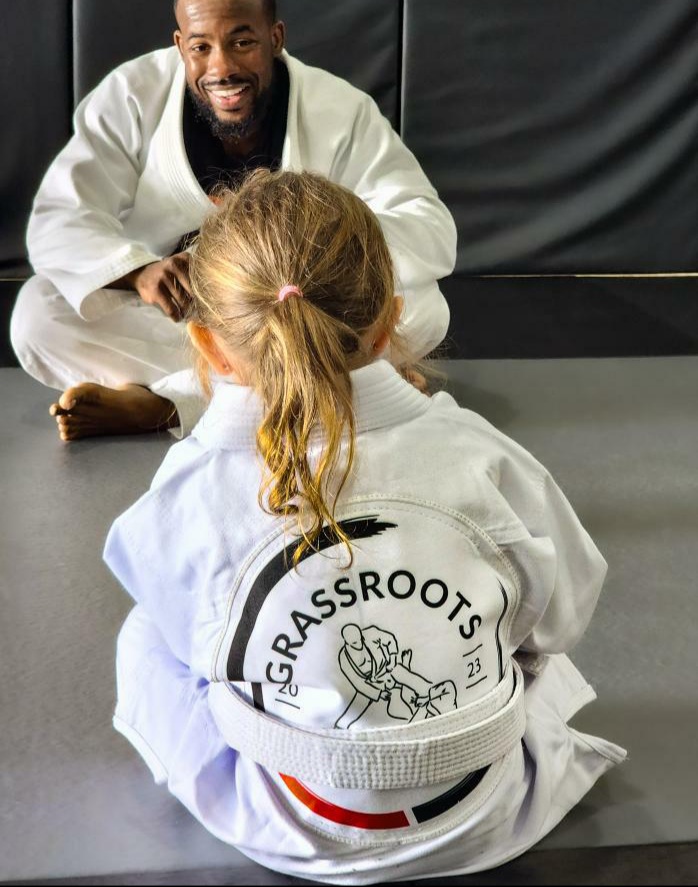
234, 40, 254, 49
191, 44, 208, 53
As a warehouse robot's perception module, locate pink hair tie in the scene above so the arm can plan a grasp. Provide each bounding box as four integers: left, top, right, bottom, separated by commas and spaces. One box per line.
277, 284, 304, 302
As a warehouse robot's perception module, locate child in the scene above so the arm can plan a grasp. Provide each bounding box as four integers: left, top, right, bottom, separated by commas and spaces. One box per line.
104, 170, 625, 884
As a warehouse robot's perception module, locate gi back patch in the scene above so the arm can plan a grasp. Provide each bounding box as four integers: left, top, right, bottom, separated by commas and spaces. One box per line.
213, 497, 520, 730
212, 497, 521, 837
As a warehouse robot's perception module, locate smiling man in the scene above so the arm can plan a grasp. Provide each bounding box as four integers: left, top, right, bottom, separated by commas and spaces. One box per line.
11, 0, 456, 441
178, 0, 281, 149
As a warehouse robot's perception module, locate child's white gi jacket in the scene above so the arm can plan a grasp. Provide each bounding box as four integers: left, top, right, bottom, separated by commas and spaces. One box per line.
104, 360, 626, 884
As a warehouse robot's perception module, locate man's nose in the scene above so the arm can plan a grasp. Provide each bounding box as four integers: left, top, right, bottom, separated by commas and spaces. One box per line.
207, 46, 241, 80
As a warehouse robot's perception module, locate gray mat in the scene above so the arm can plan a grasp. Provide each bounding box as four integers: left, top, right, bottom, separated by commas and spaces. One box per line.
1, 359, 697, 882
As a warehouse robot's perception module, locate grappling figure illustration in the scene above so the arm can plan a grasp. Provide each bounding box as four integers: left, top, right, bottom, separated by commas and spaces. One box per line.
335, 624, 458, 729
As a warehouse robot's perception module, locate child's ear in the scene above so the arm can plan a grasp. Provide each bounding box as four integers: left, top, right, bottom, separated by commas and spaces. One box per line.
371, 296, 404, 355
187, 322, 231, 375
371, 327, 391, 356
391, 295, 404, 329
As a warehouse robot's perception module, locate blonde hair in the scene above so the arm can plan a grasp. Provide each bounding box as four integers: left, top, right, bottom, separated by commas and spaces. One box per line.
190, 169, 400, 562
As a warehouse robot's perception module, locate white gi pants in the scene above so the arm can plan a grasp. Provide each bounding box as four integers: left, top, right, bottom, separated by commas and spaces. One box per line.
10, 275, 206, 435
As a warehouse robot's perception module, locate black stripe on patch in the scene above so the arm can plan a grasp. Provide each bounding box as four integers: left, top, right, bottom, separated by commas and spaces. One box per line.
226, 516, 397, 681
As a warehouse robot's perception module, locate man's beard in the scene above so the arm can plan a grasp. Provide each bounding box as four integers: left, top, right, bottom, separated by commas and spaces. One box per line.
188, 83, 273, 143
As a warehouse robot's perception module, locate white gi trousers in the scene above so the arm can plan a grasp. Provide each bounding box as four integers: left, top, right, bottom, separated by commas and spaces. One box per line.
11, 275, 205, 435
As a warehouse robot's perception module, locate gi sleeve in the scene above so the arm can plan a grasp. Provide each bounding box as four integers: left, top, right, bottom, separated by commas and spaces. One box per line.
27, 67, 163, 318
104, 486, 200, 668
499, 464, 608, 656
333, 96, 457, 358
114, 605, 240, 833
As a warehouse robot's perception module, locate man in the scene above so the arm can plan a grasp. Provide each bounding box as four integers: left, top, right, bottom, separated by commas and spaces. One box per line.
11, 0, 456, 441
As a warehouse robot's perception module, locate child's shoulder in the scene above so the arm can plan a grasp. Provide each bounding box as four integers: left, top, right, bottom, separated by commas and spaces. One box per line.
427, 390, 547, 477
105, 433, 259, 577
149, 434, 212, 492
111, 436, 234, 543
107, 437, 214, 554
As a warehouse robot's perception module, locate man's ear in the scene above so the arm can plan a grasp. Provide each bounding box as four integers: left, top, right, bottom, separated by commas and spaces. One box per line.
271, 21, 286, 56
187, 322, 231, 375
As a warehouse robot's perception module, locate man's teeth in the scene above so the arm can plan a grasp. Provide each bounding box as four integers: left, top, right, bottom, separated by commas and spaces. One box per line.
210, 85, 248, 96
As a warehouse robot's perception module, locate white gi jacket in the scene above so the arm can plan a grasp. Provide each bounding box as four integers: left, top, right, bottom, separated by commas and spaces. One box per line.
26, 47, 455, 359
104, 360, 626, 885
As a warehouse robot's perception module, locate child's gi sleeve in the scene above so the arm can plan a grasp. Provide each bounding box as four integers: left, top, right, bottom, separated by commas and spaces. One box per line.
498, 465, 608, 657
103, 487, 200, 668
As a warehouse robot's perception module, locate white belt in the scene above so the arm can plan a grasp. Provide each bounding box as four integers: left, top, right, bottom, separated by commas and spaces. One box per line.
208, 660, 526, 790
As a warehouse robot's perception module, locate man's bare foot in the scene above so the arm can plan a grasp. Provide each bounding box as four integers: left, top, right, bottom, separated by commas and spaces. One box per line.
49, 383, 177, 442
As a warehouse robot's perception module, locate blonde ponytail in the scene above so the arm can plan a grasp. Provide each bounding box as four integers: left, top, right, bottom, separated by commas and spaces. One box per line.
254, 300, 356, 560
190, 170, 400, 562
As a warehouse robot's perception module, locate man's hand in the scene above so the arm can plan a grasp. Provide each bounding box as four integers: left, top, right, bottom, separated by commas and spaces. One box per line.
400, 365, 430, 395
112, 253, 192, 321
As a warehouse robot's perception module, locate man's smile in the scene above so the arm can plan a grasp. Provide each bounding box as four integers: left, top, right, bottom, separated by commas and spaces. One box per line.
205, 81, 252, 111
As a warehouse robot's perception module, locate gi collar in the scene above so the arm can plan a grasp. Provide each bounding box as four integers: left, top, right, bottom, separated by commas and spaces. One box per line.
191, 359, 432, 450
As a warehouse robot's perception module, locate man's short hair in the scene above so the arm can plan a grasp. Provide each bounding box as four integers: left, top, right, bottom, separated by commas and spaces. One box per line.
173, 0, 278, 24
